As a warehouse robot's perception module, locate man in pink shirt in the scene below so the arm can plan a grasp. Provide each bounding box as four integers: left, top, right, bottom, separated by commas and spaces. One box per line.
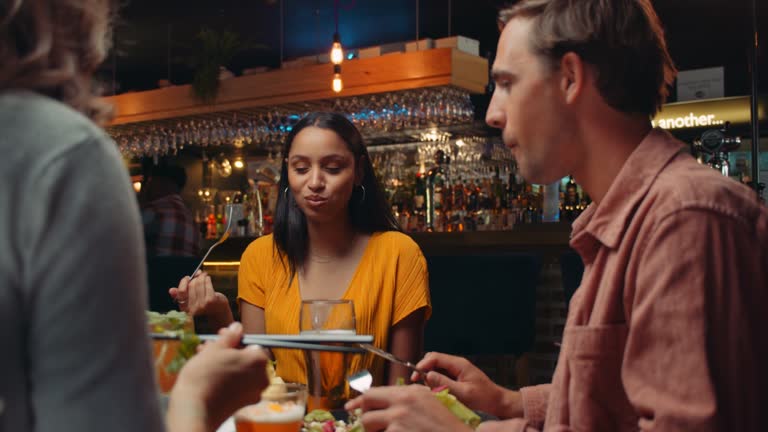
347, 0, 768, 430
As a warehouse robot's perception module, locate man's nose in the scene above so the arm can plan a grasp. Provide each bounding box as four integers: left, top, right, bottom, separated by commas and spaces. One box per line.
485, 92, 505, 129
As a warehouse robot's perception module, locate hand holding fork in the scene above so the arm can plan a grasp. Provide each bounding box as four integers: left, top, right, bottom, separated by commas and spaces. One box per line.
169, 206, 235, 325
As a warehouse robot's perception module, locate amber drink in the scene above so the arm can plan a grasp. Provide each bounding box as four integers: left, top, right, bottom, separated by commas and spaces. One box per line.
299, 300, 357, 411
234, 383, 307, 432
146, 311, 194, 393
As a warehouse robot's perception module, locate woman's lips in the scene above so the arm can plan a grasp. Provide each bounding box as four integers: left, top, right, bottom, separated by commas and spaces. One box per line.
304, 196, 328, 208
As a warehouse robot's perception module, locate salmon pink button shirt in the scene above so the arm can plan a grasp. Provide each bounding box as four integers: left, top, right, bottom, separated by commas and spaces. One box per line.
509, 129, 768, 431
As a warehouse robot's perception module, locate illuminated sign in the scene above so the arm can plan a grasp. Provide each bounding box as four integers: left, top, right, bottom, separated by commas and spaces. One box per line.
651, 96, 766, 130
652, 113, 724, 129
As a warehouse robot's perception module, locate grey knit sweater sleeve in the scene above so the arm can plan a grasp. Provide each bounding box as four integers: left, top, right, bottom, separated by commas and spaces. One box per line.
0, 91, 164, 432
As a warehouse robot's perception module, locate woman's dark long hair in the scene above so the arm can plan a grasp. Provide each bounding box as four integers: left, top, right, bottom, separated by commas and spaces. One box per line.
272, 111, 400, 278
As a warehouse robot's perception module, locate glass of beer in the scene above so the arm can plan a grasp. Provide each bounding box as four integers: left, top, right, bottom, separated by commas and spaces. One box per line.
299, 299, 357, 411
234, 383, 307, 432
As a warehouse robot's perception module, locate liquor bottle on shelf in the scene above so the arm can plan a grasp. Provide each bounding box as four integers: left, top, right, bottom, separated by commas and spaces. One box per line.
541, 181, 560, 223
442, 156, 453, 212
413, 173, 426, 212
521, 183, 537, 224
433, 172, 445, 211
389, 183, 404, 216
195, 209, 206, 238
425, 150, 448, 232
479, 177, 491, 211
451, 176, 465, 211
492, 166, 505, 210
466, 178, 479, 212
231, 192, 247, 237
561, 176, 581, 222
216, 207, 224, 236
507, 171, 520, 210
206, 206, 217, 239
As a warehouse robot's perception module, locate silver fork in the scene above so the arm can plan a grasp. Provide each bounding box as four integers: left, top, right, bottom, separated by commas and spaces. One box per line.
358, 343, 427, 375
189, 205, 234, 278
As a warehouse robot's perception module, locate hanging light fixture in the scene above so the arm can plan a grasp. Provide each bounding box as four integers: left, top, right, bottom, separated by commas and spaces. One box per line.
330, 32, 343, 65
332, 65, 343, 93
331, 1, 344, 93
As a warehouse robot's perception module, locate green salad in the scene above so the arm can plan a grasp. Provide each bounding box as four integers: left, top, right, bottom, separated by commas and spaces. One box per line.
301, 386, 481, 432
147, 310, 191, 332
147, 311, 199, 374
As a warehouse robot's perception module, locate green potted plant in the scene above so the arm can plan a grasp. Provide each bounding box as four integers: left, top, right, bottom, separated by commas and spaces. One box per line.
191, 28, 243, 104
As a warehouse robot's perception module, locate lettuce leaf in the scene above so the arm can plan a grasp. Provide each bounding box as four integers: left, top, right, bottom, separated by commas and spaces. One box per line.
166, 333, 200, 374
304, 409, 335, 423
433, 388, 481, 428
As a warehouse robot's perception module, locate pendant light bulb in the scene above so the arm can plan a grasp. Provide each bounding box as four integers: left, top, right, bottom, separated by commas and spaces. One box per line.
332, 73, 343, 93
330, 33, 343, 65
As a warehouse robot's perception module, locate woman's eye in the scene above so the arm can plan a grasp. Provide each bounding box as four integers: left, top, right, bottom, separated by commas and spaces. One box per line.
293, 167, 309, 174
325, 167, 342, 174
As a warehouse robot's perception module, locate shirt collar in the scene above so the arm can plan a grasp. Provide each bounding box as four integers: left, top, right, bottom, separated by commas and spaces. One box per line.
571, 128, 687, 250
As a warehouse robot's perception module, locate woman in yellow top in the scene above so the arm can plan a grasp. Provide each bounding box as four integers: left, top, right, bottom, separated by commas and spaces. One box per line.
171, 111, 431, 387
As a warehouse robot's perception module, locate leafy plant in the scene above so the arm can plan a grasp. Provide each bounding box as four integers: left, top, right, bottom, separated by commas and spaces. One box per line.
191, 28, 244, 104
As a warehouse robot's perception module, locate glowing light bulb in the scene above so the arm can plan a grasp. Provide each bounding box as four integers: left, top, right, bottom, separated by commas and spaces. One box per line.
330, 33, 343, 65
332, 73, 343, 93
233, 159, 244, 169
331, 42, 343, 65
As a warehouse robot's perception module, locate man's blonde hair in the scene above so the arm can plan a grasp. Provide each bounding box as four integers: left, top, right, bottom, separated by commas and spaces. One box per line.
0, 0, 114, 123
499, 0, 677, 118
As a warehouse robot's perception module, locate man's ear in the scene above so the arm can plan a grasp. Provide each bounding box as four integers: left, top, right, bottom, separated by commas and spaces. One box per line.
559, 52, 586, 105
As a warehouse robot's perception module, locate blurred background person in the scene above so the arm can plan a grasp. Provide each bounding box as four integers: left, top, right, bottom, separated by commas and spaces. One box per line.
140, 161, 200, 258
0, 0, 268, 431
140, 161, 201, 312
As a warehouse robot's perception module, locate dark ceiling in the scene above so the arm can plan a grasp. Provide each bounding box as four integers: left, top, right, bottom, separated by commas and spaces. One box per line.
100, 0, 767, 100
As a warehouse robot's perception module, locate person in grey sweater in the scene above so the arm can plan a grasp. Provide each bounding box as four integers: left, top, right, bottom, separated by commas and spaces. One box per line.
0, 1, 269, 431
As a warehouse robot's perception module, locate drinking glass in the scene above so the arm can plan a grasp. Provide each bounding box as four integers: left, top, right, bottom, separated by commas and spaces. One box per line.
299, 299, 356, 334
234, 383, 307, 432
299, 299, 356, 411
146, 311, 194, 394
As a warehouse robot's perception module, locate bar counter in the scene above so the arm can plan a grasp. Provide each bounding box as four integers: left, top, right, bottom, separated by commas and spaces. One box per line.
202, 222, 574, 266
